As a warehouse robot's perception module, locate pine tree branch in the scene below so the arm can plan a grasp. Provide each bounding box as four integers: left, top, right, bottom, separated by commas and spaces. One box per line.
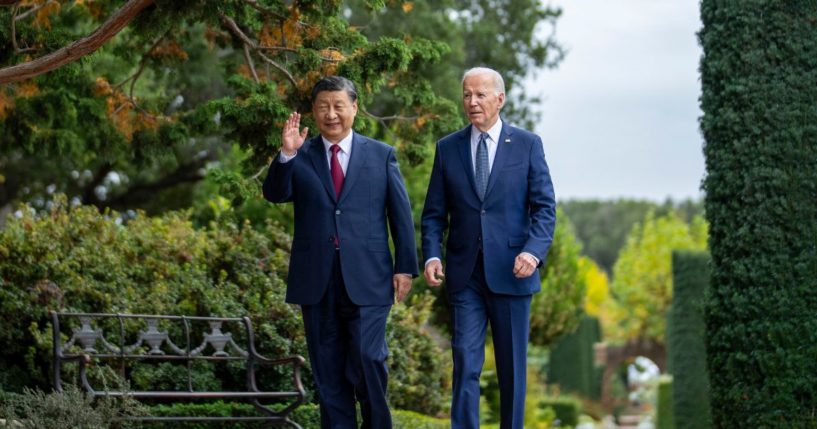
14, 0, 58, 22
219, 13, 297, 87
114, 33, 167, 96
0, 0, 155, 84
361, 108, 418, 122
257, 45, 342, 63
239, 0, 286, 21
10, 3, 35, 54
243, 43, 260, 84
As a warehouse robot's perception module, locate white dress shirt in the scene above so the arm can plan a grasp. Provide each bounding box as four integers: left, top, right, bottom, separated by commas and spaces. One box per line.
278, 131, 354, 175
470, 119, 503, 175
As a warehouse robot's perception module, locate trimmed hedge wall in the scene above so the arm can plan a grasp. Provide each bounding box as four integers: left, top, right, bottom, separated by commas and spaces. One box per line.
547, 316, 602, 400
655, 375, 674, 429
700, 1, 817, 427
667, 251, 712, 429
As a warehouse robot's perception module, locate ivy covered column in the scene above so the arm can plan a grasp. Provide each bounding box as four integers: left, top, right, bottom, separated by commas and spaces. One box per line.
700, 1, 817, 427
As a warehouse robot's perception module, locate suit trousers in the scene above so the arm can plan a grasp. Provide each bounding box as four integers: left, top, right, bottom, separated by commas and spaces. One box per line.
301, 251, 392, 429
449, 253, 532, 429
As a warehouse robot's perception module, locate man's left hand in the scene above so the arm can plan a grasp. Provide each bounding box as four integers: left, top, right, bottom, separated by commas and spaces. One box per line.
393, 274, 412, 303
513, 253, 538, 278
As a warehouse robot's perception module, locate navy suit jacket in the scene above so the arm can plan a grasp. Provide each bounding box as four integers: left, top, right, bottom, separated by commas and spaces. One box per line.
421, 123, 556, 295
263, 132, 418, 306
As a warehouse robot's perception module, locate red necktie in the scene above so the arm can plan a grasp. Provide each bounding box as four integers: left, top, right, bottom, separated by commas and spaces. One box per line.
329, 144, 344, 198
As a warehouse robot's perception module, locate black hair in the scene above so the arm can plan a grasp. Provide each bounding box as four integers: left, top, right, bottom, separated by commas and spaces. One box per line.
311, 76, 358, 103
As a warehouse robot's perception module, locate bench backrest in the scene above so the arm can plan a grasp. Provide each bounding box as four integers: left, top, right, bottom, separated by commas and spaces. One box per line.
51, 312, 307, 427
52, 312, 297, 394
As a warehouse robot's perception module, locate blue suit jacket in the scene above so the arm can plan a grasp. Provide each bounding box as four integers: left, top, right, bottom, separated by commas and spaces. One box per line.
263, 132, 418, 306
421, 123, 556, 295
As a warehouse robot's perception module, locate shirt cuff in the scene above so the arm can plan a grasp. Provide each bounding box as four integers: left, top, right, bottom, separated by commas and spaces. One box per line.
278, 151, 297, 163
521, 251, 540, 265
425, 257, 441, 267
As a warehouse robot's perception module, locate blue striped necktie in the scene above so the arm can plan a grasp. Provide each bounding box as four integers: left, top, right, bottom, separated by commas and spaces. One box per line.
475, 132, 489, 200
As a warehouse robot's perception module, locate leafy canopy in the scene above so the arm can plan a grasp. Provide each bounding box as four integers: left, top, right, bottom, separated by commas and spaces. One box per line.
606, 211, 708, 343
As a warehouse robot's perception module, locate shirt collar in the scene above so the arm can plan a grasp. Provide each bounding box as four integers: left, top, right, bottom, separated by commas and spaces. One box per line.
471, 119, 503, 144
322, 131, 354, 155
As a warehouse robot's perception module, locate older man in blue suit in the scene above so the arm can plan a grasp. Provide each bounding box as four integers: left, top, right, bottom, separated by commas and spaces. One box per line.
264, 76, 418, 429
421, 67, 556, 429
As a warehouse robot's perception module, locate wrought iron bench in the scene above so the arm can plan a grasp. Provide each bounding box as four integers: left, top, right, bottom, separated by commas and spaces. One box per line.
51, 312, 307, 428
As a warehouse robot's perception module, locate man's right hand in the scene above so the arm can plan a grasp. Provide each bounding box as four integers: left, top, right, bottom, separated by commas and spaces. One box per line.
424, 260, 445, 287
282, 112, 308, 156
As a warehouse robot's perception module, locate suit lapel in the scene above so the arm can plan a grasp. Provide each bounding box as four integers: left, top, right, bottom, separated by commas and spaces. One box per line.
338, 132, 367, 205
308, 136, 337, 201
485, 123, 514, 198
456, 126, 479, 199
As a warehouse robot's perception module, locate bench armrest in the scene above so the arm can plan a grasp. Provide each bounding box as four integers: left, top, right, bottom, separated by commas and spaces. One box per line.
247, 353, 307, 415
255, 354, 306, 367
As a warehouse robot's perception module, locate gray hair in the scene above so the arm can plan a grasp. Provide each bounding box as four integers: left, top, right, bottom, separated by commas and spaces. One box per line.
462, 67, 505, 95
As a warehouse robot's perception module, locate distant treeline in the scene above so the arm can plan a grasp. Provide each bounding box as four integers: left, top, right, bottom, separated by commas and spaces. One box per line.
559, 198, 703, 274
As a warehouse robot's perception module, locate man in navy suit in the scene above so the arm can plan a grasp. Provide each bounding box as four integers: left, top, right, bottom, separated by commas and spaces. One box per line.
263, 76, 418, 428
421, 67, 556, 428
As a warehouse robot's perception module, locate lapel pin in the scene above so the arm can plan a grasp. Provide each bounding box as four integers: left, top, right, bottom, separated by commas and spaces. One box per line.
505, 138, 511, 144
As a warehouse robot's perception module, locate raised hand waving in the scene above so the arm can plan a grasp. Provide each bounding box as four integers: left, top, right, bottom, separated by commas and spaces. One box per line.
281, 112, 309, 156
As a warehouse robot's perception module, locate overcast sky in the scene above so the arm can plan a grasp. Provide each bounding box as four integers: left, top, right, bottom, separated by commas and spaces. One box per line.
525, 0, 705, 202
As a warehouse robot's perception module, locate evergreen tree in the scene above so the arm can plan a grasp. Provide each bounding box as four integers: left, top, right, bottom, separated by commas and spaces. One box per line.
0, 0, 461, 215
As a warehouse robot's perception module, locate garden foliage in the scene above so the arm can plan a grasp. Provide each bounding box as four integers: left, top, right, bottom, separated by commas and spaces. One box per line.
0, 197, 449, 416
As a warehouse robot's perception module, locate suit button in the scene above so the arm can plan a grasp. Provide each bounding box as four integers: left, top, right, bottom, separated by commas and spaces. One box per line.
481, 210, 486, 216
335, 209, 341, 215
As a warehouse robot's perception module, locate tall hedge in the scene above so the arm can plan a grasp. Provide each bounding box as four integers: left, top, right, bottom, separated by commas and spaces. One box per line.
667, 251, 711, 429
655, 375, 675, 429
0, 197, 449, 416
547, 316, 602, 400
700, 1, 817, 426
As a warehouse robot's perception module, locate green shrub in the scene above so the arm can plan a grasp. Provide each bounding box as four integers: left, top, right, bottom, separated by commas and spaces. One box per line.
144, 402, 445, 428
387, 293, 452, 415
393, 409, 449, 429
0, 197, 448, 416
143, 401, 319, 429
700, 1, 817, 426
144, 401, 256, 429
0, 197, 303, 395
530, 208, 588, 346
655, 375, 674, 429
537, 395, 580, 427
0, 385, 144, 429
668, 251, 711, 429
